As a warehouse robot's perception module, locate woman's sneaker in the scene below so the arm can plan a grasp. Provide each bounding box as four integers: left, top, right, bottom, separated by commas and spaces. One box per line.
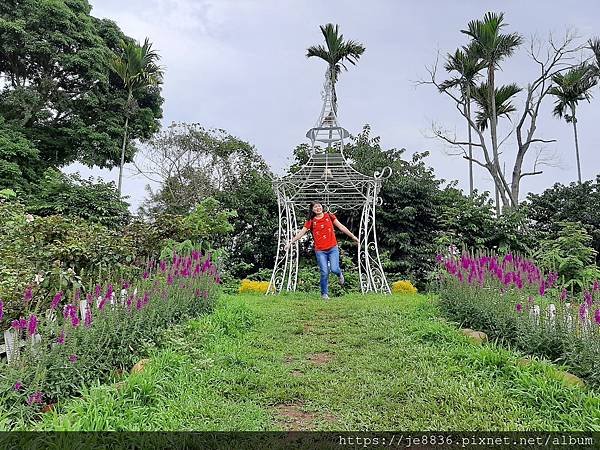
321, 294, 330, 300
339, 273, 345, 286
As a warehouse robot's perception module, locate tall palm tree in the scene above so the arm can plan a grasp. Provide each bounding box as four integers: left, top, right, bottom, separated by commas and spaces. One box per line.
549, 64, 597, 184
111, 38, 163, 196
306, 24, 365, 114
461, 12, 522, 211
440, 44, 485, 195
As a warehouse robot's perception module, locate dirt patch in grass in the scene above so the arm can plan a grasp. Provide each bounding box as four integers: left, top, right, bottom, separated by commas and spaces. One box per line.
291, 370, 304, 377
274, 402, 315, 430
307, 352, 333, 365
284, 354, 294, 364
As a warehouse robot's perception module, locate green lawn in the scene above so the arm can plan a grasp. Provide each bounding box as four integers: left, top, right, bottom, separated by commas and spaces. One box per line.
34, 292, 600, 431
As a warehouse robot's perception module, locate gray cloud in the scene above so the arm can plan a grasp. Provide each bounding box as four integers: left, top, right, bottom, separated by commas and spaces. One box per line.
69, 0, 600, 210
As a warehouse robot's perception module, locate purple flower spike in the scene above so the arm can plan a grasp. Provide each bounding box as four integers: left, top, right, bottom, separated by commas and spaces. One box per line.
595, 309, 600, 325
50, 291, 63, 310
0, 299, 3, 321
68, 354, 77, 363
142, 271, 149, 280
593, 280, 599, 293
27, 391, 43, 405
27, 314, 38, 336
56, 330, 65, 345
23, 285, 33, 303
14, 381, 23, 391
579, 303, 587, 321
84, 307, 92, 328
560, 288, 568, 302
584, 290, 593, 307
516, 303, 523, 313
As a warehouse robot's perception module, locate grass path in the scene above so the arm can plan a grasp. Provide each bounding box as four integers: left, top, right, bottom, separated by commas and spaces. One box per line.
37, 293, 600, 431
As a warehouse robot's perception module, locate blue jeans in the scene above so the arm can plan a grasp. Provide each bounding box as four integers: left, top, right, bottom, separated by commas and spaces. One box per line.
315, 245, 342, 296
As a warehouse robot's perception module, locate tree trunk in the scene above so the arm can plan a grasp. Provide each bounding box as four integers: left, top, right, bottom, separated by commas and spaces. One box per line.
571, 105, 582, 184
118, 90, 133, 197
117, 115, 129, 196
466, 87, 474, 195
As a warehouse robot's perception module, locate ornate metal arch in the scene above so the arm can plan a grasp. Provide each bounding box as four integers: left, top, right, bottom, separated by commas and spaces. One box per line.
268, 70, 391, 295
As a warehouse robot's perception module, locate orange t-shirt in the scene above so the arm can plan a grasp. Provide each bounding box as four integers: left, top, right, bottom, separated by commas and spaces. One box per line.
304, 213, 337, 251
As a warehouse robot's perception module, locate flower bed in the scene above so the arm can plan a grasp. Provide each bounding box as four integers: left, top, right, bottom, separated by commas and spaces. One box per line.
0, 250, 220, 429
436, 250, 600, 387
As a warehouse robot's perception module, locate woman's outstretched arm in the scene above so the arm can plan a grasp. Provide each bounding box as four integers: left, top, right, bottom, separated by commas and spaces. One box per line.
284, 226, 309, 251
333, 219, 359, 244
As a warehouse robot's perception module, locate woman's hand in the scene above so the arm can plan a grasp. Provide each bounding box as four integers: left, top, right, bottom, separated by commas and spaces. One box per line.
352, 236, 360, 245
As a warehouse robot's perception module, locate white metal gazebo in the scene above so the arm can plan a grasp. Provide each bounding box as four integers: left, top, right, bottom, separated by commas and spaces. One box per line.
267, 70, 391, 294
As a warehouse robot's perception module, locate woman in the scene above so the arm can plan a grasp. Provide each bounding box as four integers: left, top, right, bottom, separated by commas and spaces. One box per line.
285, 202, 359, 299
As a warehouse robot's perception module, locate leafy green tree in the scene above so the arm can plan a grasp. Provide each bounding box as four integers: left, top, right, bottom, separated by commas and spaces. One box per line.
306, 23, 365, 113
215, 170, 278, 278
524, 177, 600, 263
549, 64, 597, 184
138, 123, 270, 217
184, 197, 236, 245
25, 169, 131, 228
533, 221, 600, 291
0, 117, 40, 193
440, 44, 485, 194
110, 37, 163, 195
0, 0, 163, 173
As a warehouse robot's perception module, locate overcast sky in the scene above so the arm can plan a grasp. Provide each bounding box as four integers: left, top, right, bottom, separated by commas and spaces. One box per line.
70, 0, 600, 211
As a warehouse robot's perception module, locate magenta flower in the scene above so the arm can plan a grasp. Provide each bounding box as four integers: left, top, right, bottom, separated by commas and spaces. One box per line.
56, 330, 65, 345
84, 307, 92, 328
94, 284, 102, 297
539, 281, 546, 296
11, 318, 26, 330
159, 260, 167, 272
135, 298, 143, 310
0, 299, 3, 321
167, 274, 174, 286
50, 291, 64, 310
560, 288, 568, 302
142, 292, 150, 306
27, 314, 38, 336
579, 303, 587, 321
584, 290, 593, 307
122, 281, 131, 290
23, 285, 33, 303
68, 354, 77, 363
595, 309, 600, 325
142, 271, 149, 280
515, 303, 523, 313
593, 280, 599, 293
14, 381, 23, 391
27, 391, 43, 405
74, 289, 81, 301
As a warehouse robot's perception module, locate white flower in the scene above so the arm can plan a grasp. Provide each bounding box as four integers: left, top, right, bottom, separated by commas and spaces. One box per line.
25, 214, 34, 223
33, 273, 45, 284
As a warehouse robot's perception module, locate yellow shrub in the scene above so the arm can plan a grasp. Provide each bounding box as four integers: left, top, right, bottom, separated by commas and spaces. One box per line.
392, 280, 417, 295
239, 279, 270, 294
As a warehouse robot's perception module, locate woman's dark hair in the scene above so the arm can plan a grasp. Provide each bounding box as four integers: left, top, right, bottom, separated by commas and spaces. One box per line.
307, 201, 323, 221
